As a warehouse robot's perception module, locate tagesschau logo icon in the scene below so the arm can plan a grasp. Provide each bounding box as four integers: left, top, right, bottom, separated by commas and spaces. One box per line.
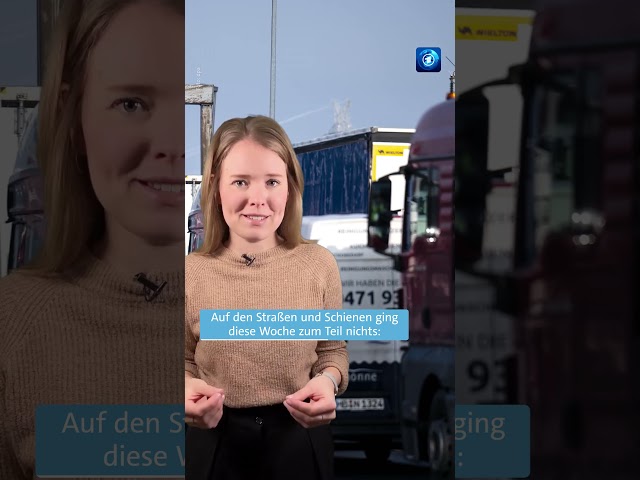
416, 47, 441, 72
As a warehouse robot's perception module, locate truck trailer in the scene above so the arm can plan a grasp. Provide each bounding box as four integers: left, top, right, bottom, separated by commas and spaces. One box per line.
293, 128, 413, 218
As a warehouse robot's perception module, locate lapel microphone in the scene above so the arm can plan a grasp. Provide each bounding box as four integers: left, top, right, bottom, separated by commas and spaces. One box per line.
241, 254, 255, 266
134, 273, 167, 301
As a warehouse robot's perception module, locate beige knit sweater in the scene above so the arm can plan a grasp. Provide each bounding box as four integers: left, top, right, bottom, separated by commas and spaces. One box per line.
185, 242, 349, 407
0, 254, 184, 480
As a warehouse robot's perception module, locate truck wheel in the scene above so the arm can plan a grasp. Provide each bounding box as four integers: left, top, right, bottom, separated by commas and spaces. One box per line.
429, 419, 452, 474
363, 438, 392, 465
427, 390, 453, 477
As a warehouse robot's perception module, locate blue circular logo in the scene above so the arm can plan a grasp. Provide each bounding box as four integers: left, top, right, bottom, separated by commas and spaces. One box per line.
418, 48, 440, 71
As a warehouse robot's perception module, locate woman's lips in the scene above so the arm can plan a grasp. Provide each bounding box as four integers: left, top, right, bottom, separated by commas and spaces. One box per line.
242, 214, 269, 225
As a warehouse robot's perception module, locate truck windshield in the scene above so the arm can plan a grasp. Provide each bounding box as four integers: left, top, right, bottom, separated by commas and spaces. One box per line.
521, 68, 602, 266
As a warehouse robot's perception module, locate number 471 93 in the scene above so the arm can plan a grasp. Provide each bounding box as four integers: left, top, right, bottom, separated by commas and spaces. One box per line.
343, 290, 399, 306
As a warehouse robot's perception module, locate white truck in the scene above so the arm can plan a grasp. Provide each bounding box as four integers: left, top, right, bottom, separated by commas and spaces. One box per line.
301, 214, 406, 461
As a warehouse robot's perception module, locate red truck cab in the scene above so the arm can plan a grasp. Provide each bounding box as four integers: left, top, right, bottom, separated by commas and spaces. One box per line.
368, 98, 455, 473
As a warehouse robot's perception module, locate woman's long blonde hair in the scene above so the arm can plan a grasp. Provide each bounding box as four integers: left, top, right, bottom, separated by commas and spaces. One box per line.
196, 115, 310, 255
30, 0, 183, 274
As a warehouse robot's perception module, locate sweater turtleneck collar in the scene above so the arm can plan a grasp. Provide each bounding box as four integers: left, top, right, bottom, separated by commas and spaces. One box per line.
66, 252, 184, 304
214, 242, 295, 267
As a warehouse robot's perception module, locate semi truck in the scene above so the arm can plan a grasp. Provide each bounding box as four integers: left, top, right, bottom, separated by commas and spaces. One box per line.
363, 8, 536, 476
367, 99, 455, 475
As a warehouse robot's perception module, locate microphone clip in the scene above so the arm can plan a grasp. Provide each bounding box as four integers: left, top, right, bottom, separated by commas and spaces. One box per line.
134, 273, 167, 302
241, 254, 255, 266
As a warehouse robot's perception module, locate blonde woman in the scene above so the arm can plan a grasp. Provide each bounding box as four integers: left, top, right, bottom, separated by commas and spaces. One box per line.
0, 1, 184, 477
185, 115, 349, 480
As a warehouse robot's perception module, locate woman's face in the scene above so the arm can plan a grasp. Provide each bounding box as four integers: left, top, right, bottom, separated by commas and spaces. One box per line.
218, 138, 289, 252
81, 0, 185, 247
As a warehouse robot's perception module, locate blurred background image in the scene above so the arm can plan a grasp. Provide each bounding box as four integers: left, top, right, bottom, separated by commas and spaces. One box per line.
455, 0, 638, 479
1, 1, 185, 478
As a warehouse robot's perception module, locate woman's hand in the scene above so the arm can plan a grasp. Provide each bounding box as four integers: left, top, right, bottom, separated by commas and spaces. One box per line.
283, 374, 337, 428
184, 377, 225, 429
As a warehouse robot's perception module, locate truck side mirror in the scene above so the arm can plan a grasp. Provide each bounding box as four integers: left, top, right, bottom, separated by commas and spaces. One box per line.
455, 90, 489, 268
455, 83, 519, 270
367, 177, 393, 252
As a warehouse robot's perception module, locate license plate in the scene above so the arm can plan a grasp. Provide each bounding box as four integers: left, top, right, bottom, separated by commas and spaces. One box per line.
336, 397, 385, 411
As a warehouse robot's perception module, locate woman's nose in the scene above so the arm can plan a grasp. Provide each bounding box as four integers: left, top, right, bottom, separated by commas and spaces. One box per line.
150, 105, 185, 163
248, 184, 267, 206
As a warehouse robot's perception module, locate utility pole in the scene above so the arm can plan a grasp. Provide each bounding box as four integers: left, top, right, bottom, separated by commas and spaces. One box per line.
185, 84, 217, 174
269, 0, 277, 119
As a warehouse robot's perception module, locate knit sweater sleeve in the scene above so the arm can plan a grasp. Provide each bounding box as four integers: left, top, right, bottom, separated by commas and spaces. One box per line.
312, 245, 349, 395
0, 275, 35, 479
0, 368, 26, 479
184, 256, 199, 378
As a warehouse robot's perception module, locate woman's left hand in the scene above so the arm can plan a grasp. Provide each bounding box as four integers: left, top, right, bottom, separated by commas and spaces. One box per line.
283, 374, 337, 428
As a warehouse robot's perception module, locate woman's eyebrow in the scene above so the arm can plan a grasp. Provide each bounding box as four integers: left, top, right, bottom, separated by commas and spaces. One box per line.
228, 173, 285, 178
106, 84, 157, 95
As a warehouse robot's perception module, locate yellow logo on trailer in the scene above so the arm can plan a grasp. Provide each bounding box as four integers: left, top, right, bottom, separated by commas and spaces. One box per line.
371, 143, 410, 182
456, 15, 533, 42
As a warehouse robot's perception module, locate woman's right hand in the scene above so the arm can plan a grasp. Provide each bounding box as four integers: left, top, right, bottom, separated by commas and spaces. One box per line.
184, 377, 225, 429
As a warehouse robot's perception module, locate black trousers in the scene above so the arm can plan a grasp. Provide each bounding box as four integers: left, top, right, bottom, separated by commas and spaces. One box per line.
186, 403, 334, 480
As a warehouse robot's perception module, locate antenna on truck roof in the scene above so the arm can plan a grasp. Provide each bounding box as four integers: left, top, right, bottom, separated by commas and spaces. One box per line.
445, 56, 455, 100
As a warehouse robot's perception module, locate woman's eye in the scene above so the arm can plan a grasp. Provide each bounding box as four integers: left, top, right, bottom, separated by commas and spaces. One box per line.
267, 180, 280, 187
233, 180, 247, 187
113, 98, 147, 113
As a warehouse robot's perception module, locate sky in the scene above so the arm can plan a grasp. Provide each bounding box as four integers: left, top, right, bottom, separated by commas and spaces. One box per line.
0, 0, 38, 85
0, 0, 455, 175
185, 0, 455, 174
